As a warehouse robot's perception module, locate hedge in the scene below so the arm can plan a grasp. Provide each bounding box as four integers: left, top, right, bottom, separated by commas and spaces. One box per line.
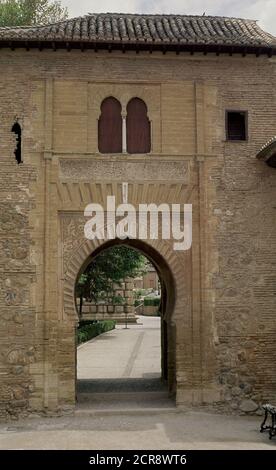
144, 297, 161, 307
77, 320, 116, 345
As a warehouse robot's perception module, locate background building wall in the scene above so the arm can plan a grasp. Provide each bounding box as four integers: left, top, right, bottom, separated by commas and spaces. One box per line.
79, 279, 136, 324
143, 270, 159, 291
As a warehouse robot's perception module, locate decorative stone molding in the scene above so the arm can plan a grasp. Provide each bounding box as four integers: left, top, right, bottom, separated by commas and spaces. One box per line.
90, 83, 160, 122
62, 222, 187, 324
59, 159, 189, 183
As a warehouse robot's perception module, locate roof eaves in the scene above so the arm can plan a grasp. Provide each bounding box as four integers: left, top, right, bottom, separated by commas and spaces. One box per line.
257, 137, 276, 167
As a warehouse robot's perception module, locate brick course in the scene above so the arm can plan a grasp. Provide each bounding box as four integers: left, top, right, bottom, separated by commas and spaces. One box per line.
0, 47, 275, 419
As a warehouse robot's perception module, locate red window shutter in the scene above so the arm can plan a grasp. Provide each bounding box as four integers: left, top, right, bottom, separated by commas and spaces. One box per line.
127, 98, 151, 154
98, 97, 122, 153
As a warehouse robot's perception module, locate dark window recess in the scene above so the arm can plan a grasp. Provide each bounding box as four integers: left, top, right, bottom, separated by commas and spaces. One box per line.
11, 122, 22, 164
226, 111, 247, 141
98, 97, 122, 153
127, 98, 151, 154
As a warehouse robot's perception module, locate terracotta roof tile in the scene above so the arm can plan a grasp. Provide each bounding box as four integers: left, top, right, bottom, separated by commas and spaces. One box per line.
257, 136, 276, 160
0, 13, 275, 51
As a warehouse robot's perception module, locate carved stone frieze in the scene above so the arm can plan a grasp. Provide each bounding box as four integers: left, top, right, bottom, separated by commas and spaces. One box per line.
59, 159, 189, 183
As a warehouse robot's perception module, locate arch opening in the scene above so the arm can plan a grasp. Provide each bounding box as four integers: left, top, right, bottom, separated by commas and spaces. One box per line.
74, 238, 176, 408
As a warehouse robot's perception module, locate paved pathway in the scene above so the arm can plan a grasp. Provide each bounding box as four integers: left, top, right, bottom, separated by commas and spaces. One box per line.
77, 315, 169, 409
0, 316, 274, 450
0, 411, 274, 450
77, 316, 161, 380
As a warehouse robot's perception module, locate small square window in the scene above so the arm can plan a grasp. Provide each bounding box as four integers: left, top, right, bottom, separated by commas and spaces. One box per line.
226, 111, 247, 141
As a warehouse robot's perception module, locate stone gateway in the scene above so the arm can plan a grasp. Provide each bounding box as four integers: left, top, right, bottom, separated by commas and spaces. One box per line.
0, 13, 276, 420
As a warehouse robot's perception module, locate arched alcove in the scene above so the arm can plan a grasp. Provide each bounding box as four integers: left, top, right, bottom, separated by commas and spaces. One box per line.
75, 239, 175, 387
63, 234, 189, 401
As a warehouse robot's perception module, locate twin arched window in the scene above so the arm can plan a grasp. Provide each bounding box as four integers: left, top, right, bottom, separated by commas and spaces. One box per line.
98, 97, 151, 154
127, 98, 151, 154
98, 97, 122, 154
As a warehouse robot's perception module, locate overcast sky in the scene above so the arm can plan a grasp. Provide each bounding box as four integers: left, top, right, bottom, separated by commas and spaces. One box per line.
62, 0, 276, 36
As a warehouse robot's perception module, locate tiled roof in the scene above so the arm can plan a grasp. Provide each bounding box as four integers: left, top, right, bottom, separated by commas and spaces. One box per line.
0, 13, 275, 52
257, 136, 276, 167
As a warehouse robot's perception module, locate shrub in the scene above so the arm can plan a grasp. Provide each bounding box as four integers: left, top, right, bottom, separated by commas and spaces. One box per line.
113, 295, 126, 305
144, 297, 161, 307
134, 288, 152, 299
77, 320, 116, 345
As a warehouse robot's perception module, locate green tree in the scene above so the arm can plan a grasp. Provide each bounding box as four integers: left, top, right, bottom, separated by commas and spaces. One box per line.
76, 246, 147, 314
0, 0, 68, 27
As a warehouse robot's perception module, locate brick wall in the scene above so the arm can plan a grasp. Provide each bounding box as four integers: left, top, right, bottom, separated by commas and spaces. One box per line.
0, 48, 275, 418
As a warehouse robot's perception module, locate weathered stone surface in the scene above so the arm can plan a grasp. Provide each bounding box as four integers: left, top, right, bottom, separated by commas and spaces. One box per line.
80, 276, 135, 323
7, 350, 26, 365
0, 25, 276, 421
59, 160, 189, 183
12, 366, 24, 375
13, 387, 27, 400
240, 400, 259, 413
232, 387, 242, 397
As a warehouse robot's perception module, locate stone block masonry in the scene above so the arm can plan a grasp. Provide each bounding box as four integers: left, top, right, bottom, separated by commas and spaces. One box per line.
0, 27, 275, 419
79, 279, 136, 324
